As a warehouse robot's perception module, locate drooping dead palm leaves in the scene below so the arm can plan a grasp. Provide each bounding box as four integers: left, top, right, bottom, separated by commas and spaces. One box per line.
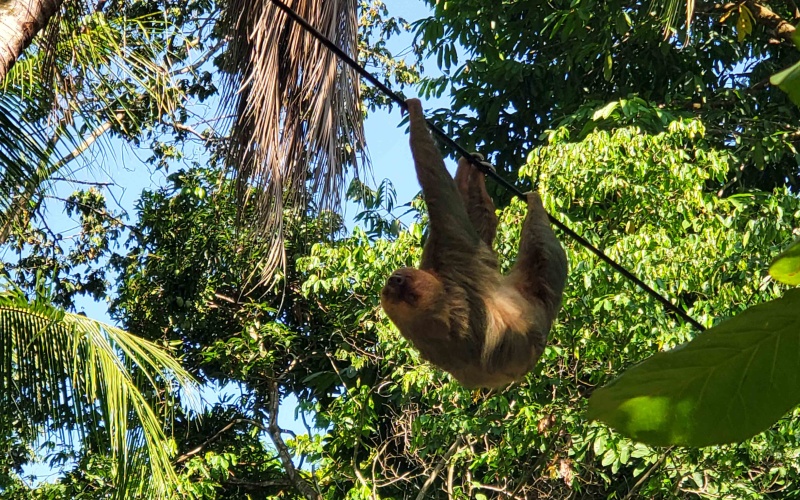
222, 0, 366, 285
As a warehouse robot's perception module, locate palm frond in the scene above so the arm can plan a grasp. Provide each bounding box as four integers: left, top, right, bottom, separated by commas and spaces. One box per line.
0, 9, 190, 243
0, 95, 52, 243
0, 287, 199, 498
222, 0, 367, 284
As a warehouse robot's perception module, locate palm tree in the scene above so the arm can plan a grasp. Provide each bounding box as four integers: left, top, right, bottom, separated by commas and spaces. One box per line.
1, 4, 364, 491
0, 0, 64, 81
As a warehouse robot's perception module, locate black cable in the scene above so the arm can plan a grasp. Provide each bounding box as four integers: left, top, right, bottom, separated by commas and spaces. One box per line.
266, 0, 705, 331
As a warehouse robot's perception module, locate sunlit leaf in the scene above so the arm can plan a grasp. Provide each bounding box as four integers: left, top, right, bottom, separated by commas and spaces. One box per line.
770, 60, 800, 106
587, 289, 800, 446
736, 5, 754, 42
592, 101, 619, 121
769, 238, 800, 285
0, 286, 199, 498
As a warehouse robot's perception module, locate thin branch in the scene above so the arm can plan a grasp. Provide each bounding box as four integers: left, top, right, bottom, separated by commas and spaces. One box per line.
0, 115, 117, 245
223, 478, 292, 491
52, 115, 120, 170
175, 419, 247, 464
171, 39, 226, 76
447, 457, 455, 499
415, 436, 465, 500
622, 448, 673, 500
267, 382, 321, 500
49, 177, 114, 186
472, 482, 526, 500
172, 122, 217, 143
46, 195, 140, 237
510, 426, 562, 498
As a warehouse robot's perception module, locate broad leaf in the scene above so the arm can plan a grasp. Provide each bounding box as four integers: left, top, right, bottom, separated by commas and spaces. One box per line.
587, 289, 800, 447
771, 60, 800, 106
736, 5, 754, 42
769, 238, 800, 285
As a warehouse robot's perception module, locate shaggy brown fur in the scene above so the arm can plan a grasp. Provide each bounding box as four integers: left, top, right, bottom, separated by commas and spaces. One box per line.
381, 99, 568, 388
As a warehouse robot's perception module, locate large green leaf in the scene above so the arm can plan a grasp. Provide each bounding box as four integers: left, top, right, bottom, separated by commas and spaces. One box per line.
587, 289, 800, 447
769, 238, 800, 285
771, 60, 800, 106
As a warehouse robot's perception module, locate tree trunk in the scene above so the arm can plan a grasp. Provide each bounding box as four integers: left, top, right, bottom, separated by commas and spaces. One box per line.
0, 0, 62, 82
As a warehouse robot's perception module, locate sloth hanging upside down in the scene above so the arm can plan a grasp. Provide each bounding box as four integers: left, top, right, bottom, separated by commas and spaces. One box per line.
380, 99, 568, 388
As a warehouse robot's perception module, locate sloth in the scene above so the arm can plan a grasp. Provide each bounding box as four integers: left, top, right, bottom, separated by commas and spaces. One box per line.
380, 98, 568, 388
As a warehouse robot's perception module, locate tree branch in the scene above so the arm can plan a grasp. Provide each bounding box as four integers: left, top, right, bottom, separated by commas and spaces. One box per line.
175, 418, 247, 464
223, 477, 292, 492
622, 448, 673, 500
171, 39, 226, 76
49, 177, 113, 186
267, 382, 321, 500
52, 116, 118, 170
745, 1, 796, 42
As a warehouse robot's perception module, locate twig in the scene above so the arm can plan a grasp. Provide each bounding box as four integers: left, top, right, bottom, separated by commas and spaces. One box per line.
510, 426, 562, 498
415, 436, 465, 500
52, 115, 121, 170
171, 39, 226, 76
447, 458, 455, 498
45, 195, 140, 237
49, 177, 114, 186
223, 478, 292, 491
472, 482, 526, 499
622, 448, 672, 500
173, 122, 217, 143
175, 419, 248, 463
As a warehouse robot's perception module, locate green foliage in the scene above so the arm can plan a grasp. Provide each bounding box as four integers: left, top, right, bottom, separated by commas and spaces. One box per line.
2, 187, 125, 310
770, 238, 800, 286
5, 0, 800, 497
588, 289, 800, 446
769, 29, 800, 106
76, 117, 798, 498
413, 0, 800, 197
286, 122, 797, 497
358, 0, 421, 109
346, 178, 405, 239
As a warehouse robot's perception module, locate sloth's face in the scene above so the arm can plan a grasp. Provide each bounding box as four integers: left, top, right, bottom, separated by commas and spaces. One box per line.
381, 269, 416, 303
380, 268, 444, 325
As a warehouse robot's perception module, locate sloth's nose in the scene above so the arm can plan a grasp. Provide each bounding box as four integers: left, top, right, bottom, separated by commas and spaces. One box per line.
388, 274, 405, 287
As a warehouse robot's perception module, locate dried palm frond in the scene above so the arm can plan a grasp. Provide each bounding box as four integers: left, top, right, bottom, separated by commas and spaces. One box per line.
222, 0, 367, 286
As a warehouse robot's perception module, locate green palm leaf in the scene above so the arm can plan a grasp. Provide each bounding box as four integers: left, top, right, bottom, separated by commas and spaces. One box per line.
0, 9, 190, 244
0, 287, 198, 498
